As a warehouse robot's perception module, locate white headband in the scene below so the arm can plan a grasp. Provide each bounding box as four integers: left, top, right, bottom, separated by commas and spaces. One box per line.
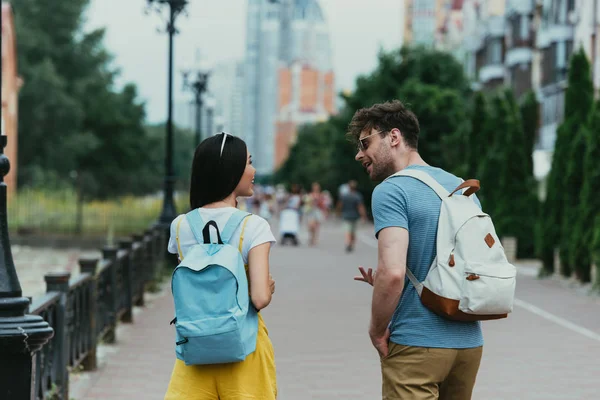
220, 132, 228, 157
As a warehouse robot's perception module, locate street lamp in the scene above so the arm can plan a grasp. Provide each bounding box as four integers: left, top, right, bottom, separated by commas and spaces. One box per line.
182, 69, 210, 147
0, 133, 54, 399
146, 0, 188, 227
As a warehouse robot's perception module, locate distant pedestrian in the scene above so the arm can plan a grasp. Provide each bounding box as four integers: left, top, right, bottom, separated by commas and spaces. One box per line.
165, 132, 277, 399
279, 183, 302, 245
337, 180, 367, 252
321, 190, 333, 219
304, 182, 326, 246
350, 100, 483, 399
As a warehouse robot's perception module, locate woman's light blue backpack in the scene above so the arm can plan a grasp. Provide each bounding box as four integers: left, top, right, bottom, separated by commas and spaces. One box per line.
170, 209, 258, 365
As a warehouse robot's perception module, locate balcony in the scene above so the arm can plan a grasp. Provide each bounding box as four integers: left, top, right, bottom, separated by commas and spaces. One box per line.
479, 64, 505, 83
506, 0, 534, 14
506, 47, 533, 67
537, 24, 573, 48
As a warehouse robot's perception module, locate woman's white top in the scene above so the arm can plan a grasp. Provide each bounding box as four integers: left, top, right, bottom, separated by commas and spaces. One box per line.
168, 207, 276, 264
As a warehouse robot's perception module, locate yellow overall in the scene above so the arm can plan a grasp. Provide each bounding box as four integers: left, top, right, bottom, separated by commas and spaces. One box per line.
164, 218, 277, 400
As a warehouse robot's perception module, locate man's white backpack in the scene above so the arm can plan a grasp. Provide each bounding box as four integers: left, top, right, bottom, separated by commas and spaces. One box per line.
390, 169, 516, 321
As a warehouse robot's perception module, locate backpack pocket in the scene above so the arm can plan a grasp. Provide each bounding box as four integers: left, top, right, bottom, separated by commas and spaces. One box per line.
176, 316, 246, 365
458, 262, 516, 316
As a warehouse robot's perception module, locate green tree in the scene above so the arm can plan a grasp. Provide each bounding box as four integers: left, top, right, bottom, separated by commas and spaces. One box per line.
13, 0, 149, 200
144, 123, 196, 196
275, 122, 336, 190
477, 93, 508, 215
466, 92, 491, 179
570, 100, 600, 282
537, 49, 594, 275
519, 91, 538, 177
496, 90, 539, 257
396, 79, 469, 174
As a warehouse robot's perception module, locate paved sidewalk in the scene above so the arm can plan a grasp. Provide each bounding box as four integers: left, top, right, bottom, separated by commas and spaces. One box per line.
15, 221, 600, 399
69, 285, 175, 400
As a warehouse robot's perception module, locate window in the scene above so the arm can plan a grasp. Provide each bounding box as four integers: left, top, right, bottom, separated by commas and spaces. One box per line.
556, 40, 566, 68
487, 38, 502, 64
520, 14, 529, 40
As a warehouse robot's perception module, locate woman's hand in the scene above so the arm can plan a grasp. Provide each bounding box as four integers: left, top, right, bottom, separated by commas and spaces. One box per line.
269, 274, 275, 294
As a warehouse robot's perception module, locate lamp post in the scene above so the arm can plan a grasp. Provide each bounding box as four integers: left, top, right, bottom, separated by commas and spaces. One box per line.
0, 134, 54, 399
146, 0, 188, 227
182, 69, 210, 147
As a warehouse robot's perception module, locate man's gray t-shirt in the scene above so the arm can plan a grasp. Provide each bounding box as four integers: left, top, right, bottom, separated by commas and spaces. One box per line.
341, 191, 363, 221
371, 165, 484, 349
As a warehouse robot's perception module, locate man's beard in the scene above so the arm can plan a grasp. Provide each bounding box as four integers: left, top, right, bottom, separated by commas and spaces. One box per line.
370, 148, 396, 182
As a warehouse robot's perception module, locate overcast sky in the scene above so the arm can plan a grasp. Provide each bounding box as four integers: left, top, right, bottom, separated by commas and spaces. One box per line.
86, 0, 405, 123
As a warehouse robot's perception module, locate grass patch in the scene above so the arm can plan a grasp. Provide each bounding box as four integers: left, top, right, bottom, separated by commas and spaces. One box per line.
8, 188, 189, 236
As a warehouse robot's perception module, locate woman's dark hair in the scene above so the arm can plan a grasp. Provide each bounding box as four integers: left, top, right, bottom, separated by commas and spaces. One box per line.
190, 133, 247, 209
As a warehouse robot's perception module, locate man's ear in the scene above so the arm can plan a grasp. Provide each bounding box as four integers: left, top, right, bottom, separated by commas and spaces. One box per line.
389, 128, 402, 147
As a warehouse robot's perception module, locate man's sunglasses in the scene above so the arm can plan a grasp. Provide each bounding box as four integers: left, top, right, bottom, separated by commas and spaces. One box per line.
358, 130, 386, 152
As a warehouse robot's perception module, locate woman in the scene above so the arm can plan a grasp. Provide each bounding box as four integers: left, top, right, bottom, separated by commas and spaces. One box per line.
303, 182, 325, 246
165, 132, 277, 400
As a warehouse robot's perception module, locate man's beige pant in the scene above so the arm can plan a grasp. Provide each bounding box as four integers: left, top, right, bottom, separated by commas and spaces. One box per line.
381, 343, 483, 400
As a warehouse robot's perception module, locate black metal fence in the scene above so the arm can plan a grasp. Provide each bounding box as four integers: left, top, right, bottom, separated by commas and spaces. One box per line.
29, 227, 166, 400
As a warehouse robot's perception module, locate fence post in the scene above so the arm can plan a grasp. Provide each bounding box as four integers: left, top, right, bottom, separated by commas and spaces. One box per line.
102, 247, 118, 344
132, 234, 145, 306
79, 257, 99, 371
118, 239, 134, 323
0, 127, 54, 400
44, 272, 71, 400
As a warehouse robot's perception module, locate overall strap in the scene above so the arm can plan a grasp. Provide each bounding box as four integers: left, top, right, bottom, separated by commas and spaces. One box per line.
185, 209, 206, 244
221, 210, 251, 243
239, 216, 250, 253
176, 217, 184, 261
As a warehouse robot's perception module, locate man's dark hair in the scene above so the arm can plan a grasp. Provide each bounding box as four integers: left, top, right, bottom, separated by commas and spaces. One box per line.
347, 100, 420, 150
189, 133, 247, 209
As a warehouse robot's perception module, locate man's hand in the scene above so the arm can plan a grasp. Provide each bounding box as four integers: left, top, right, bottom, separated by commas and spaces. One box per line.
369, 327, 391, 358
269, 274, 275, 294
354, 266, 376, 286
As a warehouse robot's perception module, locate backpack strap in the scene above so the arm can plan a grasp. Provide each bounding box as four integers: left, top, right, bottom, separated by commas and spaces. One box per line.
185, 209, 206, 244
220, 210, 251, 244
388, 169, 450, 199
405, 267, 424, 295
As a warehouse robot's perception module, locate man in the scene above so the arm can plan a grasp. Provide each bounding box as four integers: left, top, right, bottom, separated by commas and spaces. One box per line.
350, 100, 483, 399
337, 180, 367, 252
